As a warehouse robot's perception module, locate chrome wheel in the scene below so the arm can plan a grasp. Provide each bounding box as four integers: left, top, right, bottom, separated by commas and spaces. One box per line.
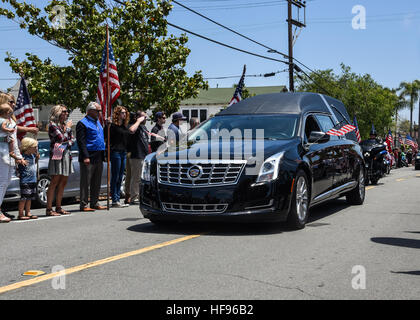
37, 177, 50, 205
359, 170, 365, 200
296, 176, 309, 221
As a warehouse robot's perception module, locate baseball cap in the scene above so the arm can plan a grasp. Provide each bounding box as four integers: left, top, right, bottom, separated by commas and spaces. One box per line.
172, 112, 187, 121
154, 111, 165, 121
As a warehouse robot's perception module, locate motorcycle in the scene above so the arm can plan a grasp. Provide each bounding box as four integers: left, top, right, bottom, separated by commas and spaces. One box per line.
360, 140, 388, 185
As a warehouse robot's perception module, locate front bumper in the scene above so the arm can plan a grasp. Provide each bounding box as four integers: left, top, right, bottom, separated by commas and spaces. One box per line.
139, 176, 293, 223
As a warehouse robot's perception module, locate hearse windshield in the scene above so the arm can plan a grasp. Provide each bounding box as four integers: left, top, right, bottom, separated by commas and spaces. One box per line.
188, 114, 299, 141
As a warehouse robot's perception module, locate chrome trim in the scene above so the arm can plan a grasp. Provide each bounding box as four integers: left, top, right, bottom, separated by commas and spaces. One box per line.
158, 160, 247, 187
162, 202, 228, 214
313, 181, 357, 202
245, 199, 274, 210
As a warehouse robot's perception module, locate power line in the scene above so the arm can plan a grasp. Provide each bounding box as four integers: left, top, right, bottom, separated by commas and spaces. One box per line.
172, 0, 289, 59
167, 22, 289, 65
204, 69, 288, 80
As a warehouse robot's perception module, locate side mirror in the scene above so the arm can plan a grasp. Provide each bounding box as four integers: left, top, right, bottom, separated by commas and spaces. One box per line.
308, 131, 330, 144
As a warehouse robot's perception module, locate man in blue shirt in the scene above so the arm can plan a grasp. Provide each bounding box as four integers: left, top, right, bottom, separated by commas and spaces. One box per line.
76, 102, 107, 212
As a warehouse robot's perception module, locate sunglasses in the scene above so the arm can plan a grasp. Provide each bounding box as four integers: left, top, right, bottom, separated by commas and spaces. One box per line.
62, 110, 69, 114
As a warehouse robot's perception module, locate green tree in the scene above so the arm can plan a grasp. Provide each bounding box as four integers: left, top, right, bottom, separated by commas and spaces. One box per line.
0, 0, 208, 113
398, 119, 411, 134
398, 80, 420, 137
296, 64, 399, 140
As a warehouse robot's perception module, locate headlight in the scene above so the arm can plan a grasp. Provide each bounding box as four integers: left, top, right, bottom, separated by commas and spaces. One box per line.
141, 154, 154, 181
417, 156, 420, 160
364, 152, 370, 157
256, 152, 285, 183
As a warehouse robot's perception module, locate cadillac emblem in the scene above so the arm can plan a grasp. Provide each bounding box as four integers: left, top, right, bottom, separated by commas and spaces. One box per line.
188, 166, 202, 180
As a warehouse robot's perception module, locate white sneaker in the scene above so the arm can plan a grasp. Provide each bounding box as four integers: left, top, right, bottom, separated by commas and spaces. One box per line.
112, 202, 129, 208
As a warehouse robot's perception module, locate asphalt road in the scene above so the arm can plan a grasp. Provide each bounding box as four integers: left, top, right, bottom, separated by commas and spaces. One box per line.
0, 166, 419, 300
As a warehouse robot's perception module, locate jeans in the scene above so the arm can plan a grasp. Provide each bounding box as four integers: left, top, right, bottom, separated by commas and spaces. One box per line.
110, 151, 127, 203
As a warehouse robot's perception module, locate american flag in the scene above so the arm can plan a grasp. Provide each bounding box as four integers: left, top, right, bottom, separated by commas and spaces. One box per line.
228, 65, 246, 107
353, 116, 361, 143
14, 77, 37, 140
326, 124, 356, 137
398, 133, 404, 146
386, 129, 393, 152
51, 143, 67, 160
96, 32, 120, 122
406, 134, 418, 150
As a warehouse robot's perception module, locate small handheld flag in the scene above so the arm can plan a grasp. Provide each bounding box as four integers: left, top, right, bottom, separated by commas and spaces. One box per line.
51, 143, 67, 160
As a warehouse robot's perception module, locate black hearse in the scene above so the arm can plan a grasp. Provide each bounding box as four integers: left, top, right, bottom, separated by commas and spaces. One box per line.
140, 92, 365, 229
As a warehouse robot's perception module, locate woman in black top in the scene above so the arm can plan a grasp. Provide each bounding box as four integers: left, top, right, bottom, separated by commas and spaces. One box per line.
107, 106, 130, 207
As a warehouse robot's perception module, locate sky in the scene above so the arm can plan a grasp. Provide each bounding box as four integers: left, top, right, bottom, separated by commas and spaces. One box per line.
0, 0, 419, 122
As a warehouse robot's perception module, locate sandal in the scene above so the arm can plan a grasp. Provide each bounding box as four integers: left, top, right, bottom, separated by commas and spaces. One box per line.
17, 215, 30, 220
26, 213, 38, 220
0, 214, 11, 223
56, 207, 71, 215
46, 208, 61, 217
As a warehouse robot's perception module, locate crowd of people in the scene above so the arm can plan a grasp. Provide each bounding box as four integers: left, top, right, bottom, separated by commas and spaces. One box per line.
0, 94, 200, 223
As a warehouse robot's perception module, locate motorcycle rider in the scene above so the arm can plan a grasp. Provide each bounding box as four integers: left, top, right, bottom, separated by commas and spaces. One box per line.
367, 127, 381, 144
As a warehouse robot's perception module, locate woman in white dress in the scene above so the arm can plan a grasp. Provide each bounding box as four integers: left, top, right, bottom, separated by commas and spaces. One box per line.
0, 93, 27, 222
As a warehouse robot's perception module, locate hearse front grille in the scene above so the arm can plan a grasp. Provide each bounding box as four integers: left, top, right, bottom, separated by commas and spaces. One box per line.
158, 160, 246, 187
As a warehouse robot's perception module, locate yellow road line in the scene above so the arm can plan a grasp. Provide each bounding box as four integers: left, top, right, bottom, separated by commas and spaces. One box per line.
0, 234, 203, 295
366, 186, 375, 190
396, 178, 407, 182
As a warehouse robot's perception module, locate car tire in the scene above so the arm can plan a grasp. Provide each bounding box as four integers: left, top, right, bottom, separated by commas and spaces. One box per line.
370, 176, 379, 185
287, 170, 310, 230
36, 174, 50, 207
415, 165, 420, 170
346, 168, 365, 205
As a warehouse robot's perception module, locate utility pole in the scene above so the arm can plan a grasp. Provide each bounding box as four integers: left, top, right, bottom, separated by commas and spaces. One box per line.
288, 0, 294, 92
287, 1, 306, 92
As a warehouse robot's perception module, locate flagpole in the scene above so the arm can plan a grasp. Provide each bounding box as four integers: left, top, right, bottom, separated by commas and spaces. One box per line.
106, 25, 111, 211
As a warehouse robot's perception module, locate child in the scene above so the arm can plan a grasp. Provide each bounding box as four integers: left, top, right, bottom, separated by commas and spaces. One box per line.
0, 104, 18, 162
17, 137, 39, 220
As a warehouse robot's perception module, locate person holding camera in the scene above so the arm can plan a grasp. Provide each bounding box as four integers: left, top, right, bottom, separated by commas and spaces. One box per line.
151, 111, 167, 153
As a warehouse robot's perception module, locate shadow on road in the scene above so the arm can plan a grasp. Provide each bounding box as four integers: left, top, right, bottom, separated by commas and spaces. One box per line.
127, 198, 351, 236
391, 270, 420, 276
371, 237, 420, 249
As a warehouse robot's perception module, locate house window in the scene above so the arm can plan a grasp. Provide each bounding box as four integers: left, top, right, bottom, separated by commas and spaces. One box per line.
181, 108, 208, 123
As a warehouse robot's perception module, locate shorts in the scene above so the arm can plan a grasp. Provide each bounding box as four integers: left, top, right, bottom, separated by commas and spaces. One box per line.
20, 182, 37, 200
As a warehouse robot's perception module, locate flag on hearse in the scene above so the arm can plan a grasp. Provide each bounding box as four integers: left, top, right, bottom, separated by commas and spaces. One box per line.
326, 124, 356, 137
